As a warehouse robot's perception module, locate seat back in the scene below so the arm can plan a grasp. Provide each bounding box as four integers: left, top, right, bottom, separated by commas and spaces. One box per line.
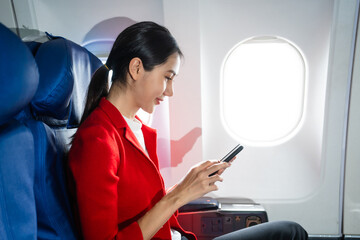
28, 34, 102, 239
1, 22, 102, 239
0, 23, 39, 240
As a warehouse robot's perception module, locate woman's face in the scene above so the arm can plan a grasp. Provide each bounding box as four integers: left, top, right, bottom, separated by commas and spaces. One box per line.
134, 52, 181, 114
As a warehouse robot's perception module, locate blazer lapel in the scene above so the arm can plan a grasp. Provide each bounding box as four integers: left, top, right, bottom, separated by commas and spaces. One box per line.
142, 124, 159, 169
124, 125, 150, 160
98, 98, 159, 170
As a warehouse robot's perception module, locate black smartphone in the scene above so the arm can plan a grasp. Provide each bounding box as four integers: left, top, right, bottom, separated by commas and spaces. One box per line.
209, 144, 244, 176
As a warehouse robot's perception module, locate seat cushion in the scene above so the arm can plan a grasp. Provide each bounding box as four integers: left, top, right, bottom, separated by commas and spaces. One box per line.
27, 120, 78, 240
0, 122, 37, 240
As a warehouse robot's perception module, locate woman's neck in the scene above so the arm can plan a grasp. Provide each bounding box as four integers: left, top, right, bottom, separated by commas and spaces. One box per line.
106, 84, 139, 119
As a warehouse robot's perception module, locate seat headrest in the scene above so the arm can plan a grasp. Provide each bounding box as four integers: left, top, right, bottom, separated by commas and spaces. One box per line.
0, 23, 39, 125
31, 38, 74, 121
31, 36, 102, 127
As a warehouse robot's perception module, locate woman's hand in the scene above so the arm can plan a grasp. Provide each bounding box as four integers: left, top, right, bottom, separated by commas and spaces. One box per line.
166, 160, 231, 208
137, 159, 231, 240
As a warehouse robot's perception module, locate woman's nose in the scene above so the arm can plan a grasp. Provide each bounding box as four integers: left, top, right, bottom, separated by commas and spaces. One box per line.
164, 81, 174, 97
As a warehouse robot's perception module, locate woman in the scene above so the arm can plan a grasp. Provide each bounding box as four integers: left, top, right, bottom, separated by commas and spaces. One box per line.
68, 21, 307, 240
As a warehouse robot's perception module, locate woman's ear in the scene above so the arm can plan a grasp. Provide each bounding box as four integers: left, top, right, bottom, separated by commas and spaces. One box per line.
128, 57, 143, 81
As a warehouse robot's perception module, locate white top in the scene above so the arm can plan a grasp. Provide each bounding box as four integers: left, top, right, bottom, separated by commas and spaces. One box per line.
122, 115, 182, 240
122, 115, 148, 154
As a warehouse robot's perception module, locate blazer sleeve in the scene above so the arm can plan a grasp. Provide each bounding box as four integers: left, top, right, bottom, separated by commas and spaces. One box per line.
69, 125, 143, 240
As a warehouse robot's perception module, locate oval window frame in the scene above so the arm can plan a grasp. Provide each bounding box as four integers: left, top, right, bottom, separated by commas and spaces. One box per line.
220, 36, 307, 146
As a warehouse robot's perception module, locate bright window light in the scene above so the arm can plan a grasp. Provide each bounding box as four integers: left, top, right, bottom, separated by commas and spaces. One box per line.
221, 36, 306, 145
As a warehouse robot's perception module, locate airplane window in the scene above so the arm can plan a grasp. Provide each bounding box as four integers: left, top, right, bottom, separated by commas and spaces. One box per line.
221, 36, 306, 146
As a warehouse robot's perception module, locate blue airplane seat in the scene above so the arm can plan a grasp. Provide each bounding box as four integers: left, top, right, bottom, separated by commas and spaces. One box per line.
0, 23, 39, 240
25, 41, 43, 55
28, 34, 102, 239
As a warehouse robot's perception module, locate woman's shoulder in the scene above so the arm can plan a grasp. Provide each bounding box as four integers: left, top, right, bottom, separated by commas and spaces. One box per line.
75, 107, 121, 141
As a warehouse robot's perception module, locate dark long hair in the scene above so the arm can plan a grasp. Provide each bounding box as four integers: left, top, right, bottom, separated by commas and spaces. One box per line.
79, 21, 182, 125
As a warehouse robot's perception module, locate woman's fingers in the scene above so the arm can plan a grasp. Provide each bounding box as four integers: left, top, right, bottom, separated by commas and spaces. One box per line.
197, 159, 220, 171
208, 156, 236, 176
209, 173, 223, 184
215, 157, 235, 175
189, 160, 221, 178
206, 161, 230, 176
172, 159, 233, 205
216, 168, 226, 176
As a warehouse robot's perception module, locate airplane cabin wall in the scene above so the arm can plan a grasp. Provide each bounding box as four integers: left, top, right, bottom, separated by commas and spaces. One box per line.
167, 0, 359, 237
27, 0, 164, 44
1, 0, 359, 238
344, 3, 360, 235
0, 0, 43, 39
197, 0, 337, 235
0, 0, 16, 28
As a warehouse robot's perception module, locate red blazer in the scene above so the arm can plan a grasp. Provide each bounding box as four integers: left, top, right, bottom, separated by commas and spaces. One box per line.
68, 98, 196, 240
